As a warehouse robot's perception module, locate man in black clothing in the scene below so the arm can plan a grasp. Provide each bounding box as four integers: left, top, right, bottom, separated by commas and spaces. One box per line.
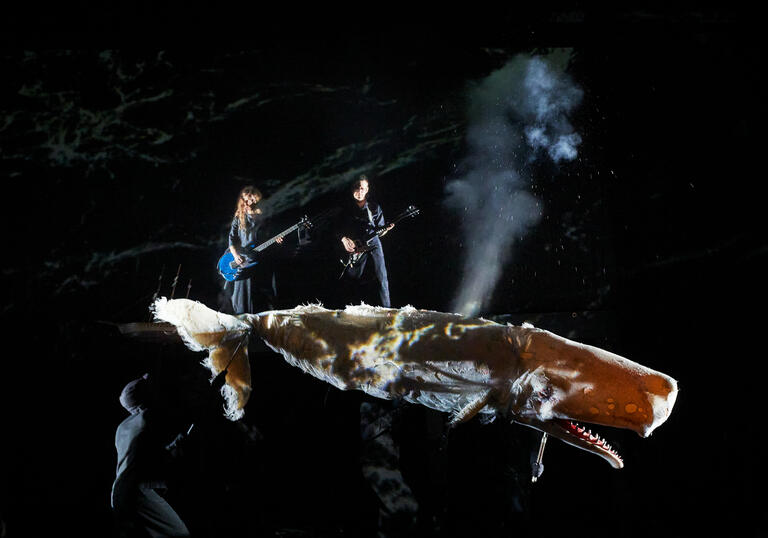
339, 175, 394, 307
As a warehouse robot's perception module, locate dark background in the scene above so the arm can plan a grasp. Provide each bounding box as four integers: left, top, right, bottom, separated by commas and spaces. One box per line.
1, 5, 763, 537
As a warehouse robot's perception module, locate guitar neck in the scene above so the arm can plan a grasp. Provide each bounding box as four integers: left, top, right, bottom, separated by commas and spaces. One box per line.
254, 223, 300, 252
374, 210, 417, 236
389, 213, 413, 226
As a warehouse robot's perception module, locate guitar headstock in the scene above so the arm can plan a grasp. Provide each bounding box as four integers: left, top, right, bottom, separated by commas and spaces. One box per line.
405, 205, 420, 218
300, 215, 313, 228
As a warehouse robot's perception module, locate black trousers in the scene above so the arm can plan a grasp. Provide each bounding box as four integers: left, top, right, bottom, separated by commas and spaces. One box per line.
114, 487, 190, 537
229, 268, 277, 315
344, 239, 390, 307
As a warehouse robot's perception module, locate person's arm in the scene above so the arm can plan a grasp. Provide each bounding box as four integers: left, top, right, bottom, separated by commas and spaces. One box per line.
228, 245, 243, 263
373, 203, 386, 228
164, 369, 228, 457
111, 419, 148, 513
336, 204, 357, 252
228, 219, 245, 265
373, 203, 395, 235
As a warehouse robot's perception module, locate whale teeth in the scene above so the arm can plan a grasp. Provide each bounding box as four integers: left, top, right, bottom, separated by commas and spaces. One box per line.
560, 420, 622, 460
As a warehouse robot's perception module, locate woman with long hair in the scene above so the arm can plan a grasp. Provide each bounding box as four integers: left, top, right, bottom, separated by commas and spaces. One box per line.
227, 185, 280, 314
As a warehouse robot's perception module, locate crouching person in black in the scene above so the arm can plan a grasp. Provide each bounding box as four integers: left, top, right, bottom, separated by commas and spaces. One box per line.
111, 370, 226, 537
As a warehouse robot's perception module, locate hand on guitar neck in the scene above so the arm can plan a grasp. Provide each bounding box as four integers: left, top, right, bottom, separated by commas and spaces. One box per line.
378, 222, 395, 238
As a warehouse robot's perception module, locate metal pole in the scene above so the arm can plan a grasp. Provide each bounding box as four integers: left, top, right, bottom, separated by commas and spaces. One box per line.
531, 432, 548, 483
170, 264, 181, 299
148, 266, 164, 321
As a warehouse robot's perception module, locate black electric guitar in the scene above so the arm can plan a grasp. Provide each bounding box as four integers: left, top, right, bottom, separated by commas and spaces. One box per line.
218, 216, 312, 282
339, 205, 419, 278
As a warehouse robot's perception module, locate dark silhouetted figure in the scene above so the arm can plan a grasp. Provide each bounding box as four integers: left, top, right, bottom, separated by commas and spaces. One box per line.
111, 371, 226, 537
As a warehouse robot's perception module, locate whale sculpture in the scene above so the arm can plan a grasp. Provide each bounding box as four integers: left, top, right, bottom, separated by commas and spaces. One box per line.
152, 298, 678, 469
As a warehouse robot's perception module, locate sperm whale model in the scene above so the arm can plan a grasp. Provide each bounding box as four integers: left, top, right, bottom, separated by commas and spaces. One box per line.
152, 298, 678, 469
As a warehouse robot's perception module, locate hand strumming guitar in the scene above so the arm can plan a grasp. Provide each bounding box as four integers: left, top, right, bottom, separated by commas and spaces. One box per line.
229, 246, 245, 266
341, 236, 357, 253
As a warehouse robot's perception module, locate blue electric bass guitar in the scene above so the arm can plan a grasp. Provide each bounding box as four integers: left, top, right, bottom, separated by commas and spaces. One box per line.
217, 216, 312, 282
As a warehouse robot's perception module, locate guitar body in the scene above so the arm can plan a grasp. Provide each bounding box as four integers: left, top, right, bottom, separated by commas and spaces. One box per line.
217, 246, 260, 282
342, 241, 376, 270
339, 205, 419, 277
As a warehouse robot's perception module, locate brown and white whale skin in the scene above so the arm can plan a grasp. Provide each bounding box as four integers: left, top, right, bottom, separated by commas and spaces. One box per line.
153, 298, 678, 468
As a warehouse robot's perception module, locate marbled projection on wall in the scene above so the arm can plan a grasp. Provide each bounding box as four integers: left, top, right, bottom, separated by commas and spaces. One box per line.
0, 7, 764, 538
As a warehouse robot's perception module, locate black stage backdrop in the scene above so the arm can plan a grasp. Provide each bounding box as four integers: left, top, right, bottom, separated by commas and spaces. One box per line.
0, 6, 763, 537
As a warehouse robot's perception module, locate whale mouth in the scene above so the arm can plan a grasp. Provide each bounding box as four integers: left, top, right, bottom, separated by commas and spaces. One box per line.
552, 418, 624, 469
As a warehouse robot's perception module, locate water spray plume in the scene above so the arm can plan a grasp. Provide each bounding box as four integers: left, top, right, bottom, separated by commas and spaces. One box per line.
445, 53, 583, 317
